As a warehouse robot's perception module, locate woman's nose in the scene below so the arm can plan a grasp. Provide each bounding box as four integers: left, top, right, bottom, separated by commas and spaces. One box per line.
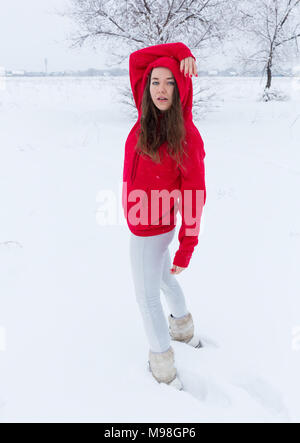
158, 85, 167, 93
159, 89, 167, 96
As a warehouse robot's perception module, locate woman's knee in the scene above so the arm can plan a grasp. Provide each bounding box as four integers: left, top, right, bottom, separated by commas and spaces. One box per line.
135, 286, 161, 309
161, 270, 179, 289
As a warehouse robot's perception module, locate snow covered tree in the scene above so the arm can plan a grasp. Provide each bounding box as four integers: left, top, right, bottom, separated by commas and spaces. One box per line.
65, 0, 234, 56
61, 0, 236, 118
234, 0, 300, 101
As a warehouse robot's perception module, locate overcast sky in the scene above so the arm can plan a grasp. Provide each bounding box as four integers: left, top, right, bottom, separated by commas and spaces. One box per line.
0, 0, 238, 74
4, 0, 296, 74
0, 0, 109, 72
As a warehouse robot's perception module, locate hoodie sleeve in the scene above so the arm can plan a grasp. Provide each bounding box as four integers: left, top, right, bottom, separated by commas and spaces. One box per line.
129, 42, 196, 109
173, 128, 206, 268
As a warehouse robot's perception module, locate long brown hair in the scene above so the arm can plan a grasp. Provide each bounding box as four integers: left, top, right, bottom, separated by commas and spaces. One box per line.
135, 68, 187, 170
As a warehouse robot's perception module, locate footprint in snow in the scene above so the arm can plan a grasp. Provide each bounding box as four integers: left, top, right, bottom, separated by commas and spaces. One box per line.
179, 370, 232, 408
231, 373, 290, 419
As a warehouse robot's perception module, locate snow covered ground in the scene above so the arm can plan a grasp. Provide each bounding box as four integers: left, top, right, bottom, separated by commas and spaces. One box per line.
0, 75, 299, 423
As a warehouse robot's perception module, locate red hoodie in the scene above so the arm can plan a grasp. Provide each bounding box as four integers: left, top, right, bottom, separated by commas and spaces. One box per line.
122, 42, 206, 268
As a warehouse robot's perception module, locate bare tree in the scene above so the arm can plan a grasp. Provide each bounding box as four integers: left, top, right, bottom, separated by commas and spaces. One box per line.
63, 0, 235, 59
58, 0, 235, 118
235, 0, 300, 100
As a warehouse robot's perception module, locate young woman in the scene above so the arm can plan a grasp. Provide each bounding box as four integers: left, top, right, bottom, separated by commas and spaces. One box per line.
122, 42, 207, 390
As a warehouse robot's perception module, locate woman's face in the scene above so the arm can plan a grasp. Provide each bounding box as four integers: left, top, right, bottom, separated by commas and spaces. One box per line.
149, 67, 175, 112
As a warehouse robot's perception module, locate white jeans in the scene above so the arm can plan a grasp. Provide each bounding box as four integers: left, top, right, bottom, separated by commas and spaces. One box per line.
129, 227, 189, 353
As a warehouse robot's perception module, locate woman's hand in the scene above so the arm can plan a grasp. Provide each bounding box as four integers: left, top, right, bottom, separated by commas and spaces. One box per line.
170, 265, 186, 275
180, 56, 198, 78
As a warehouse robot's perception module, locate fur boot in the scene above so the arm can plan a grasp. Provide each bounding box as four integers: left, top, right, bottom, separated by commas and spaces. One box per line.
168, 312, 203, 348
148, 346, 183, 390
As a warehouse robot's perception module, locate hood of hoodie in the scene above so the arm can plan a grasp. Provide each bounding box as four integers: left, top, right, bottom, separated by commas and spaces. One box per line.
136, 56, 193, 122
128, 56, 194, 185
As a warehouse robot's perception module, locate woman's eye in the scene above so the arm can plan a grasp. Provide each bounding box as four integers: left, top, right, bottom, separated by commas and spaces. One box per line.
152, 82, 174, 85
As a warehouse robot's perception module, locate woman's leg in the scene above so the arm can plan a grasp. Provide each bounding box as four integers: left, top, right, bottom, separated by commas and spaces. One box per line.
160, 247, 189, 319
129, 228, 176, 353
